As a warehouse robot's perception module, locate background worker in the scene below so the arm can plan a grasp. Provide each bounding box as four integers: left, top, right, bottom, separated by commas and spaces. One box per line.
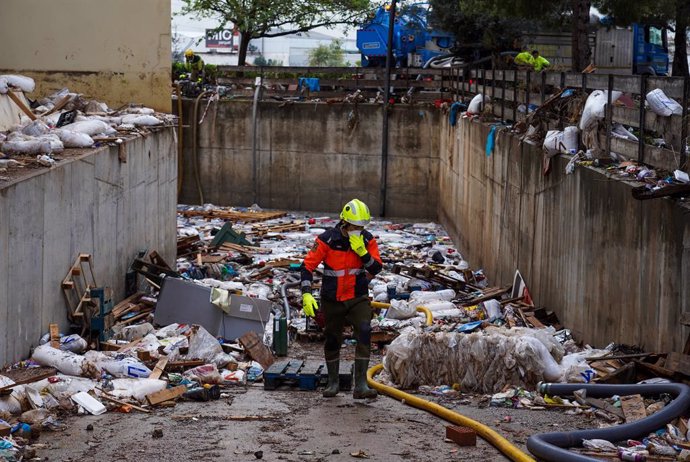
514, 48, 535, 69
184, 49, 205, 82
532, 50, 550, 72
300, 199, 383, 399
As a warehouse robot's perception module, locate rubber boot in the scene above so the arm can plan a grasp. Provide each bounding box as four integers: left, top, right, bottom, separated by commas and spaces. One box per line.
353, 359, 377, 399
322, 360, 340, 398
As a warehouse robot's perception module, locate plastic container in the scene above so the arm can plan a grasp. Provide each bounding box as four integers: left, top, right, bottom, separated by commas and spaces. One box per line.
272, 316, 288, 357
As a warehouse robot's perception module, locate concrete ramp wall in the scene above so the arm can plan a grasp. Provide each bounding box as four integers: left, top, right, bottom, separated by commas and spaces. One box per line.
439, 118, 690, 351
178, 100, 440, 219
0, 130, 177, 365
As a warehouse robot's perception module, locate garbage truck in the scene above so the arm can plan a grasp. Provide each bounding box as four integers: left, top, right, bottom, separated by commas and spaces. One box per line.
356, 3, 456, 68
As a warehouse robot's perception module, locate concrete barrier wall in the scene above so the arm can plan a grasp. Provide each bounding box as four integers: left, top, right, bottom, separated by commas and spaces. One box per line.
177, 100, 440, 219
0, 130, 177, 365
439, 118, 690, 351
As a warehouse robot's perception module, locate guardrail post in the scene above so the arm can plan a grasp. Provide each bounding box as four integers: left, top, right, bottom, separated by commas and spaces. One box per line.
606, 74, 614, 158
680, 76, 689, 171
638, 74, 648, 163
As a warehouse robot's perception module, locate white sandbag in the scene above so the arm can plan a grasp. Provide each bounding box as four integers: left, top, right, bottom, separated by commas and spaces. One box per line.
467, 94, 490, 114
1, 139, 52, 155
386, 299, 417, 320
83, 351, 151, 378
56, 129, 94, 148
21, 120, 50, 137
112, 322, 154, 342
0, 77, 8, 95
579, 90, 622, 130
543, 130, 564, 157
38, 134, 64, 153
418, 300, 456, 312
0, 376, 25, 415
39, 333, 88, 354
125, 107, 155, 115
646, 88, 683, 117
108, 378, 167, 402
121, 114, 162, 126
0, 75, 36, 93
409, 289, 455, 303
32, 344, 99, 378
62, 119, 111, 136
563, 126, 579, 154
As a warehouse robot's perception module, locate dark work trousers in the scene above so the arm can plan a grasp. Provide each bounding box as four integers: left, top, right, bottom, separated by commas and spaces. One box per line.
322, 296, 372, 362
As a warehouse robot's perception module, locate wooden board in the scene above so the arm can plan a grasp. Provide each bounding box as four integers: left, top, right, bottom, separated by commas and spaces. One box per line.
239, 331, 275, 369
149, 356, 169, 380
49, 323, 60, 349
146, 385, 187, 405
620, 394, 647, 423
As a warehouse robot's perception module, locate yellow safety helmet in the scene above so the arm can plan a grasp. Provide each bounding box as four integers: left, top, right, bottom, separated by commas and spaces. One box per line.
184, 49, 194, 58
340, 199, 371, 227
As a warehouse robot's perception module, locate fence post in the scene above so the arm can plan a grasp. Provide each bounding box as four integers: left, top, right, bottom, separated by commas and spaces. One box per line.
680, 76, 689, 171
513, 71, 518, 122
481, 68, 487, 112
606, 74, 614, 158
525, 71, 531, 119
560, 72, 565, 90
638, 74, 648, 163
501, 70, 506, 121
541, 71, 546, 105
460, 66, 465, 100
582, 73, 587, 93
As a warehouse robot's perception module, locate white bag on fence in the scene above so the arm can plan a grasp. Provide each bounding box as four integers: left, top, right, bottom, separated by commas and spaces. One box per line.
563, 126, 579, 154
543, 130, 564, 157
646, 88, 683, 117
579, 90, 622, 131
467, 94, 490, 114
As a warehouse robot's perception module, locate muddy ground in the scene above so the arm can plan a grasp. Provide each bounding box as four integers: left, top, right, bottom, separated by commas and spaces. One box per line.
35, 342, 594, 462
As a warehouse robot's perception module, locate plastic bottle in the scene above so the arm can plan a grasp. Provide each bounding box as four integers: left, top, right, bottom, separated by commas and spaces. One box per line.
618, 448, 646, 461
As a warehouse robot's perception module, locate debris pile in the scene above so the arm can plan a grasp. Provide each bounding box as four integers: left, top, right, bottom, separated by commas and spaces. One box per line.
0, 74, 174, 181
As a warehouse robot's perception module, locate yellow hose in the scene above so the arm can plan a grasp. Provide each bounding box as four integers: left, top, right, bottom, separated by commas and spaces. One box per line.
367, 364, 535, 462
371, 301, 433, 326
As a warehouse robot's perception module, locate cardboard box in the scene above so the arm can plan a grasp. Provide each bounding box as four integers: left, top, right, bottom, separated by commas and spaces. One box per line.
218, 295, 273, 341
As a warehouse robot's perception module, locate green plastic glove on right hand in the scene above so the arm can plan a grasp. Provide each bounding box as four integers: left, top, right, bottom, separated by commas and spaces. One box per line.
302, 293, 319, 317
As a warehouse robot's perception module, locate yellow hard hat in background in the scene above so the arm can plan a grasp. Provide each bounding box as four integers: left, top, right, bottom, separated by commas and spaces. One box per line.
340, 199, 371, 227
184, 49, 194, 58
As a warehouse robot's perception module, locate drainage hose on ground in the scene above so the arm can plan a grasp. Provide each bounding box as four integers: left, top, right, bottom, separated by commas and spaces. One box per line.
367, 364, 535, 462
370, 301, 434, 326
527, 382, 690, 462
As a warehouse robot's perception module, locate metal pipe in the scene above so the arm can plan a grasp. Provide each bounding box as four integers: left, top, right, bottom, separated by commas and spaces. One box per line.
380, 0, 397, 217
527, 382, 690, 462
192, 90, 213, 205
638, 74, 648, 163
280, 279, 299, 325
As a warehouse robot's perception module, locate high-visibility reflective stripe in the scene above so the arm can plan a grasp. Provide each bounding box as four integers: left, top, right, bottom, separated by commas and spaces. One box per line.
364, 258, 375, 268
301, 280, 312, 288
323, 268, 364, 277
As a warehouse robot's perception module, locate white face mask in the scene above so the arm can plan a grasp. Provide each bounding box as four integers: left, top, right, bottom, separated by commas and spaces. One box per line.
348, 230, 362, 237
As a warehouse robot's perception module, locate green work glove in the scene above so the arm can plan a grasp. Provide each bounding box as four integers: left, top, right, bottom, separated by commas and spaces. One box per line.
349, 233, 368, 257
302, 293, 319, 317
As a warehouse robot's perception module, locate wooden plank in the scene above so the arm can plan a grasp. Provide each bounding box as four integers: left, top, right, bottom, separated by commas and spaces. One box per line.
149, 356, 169, 380
239, 331, 275, 369
99, 393, 151, 413
663, 352, 690, 377
620, 394, 647, 423
0, 368, 57, 393
49, 323, 60, 349
7, 91, 36, 120
111, 292, 145, 317
146, 385, 187, 405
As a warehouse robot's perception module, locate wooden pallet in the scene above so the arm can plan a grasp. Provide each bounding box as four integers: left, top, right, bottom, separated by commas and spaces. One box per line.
179, 208, 287, 223
61, 253, 97, 321
264, 359, 353, 391
251, 221, 305, 236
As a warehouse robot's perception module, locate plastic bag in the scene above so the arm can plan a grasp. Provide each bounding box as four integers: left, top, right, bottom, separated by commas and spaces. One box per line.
563, 126, 579, 154
1, 139, 53, 155
386, 299, 416, 320
113, 322, 154, 342
56, 129, 94, 148
83, 351, 151, 378
108, 378, 167, 402
185, 326, 235, 368
646, 88, 683, 117
120, 114, 162, 126
543, 130, 564, 157
39, 333, 88, 354
21, 120, 50, 137
467, 94, 490, 114
61, 119, 111, 136
0, 75, 35, 93
579, 90, 622, 130
184, 364, 222, 384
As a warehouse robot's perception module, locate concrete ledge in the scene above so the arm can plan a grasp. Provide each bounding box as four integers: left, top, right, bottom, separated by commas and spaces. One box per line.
0, 130, 177, 365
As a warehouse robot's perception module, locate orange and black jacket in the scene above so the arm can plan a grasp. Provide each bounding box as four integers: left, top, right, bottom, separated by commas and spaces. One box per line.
301, 223, 383, 302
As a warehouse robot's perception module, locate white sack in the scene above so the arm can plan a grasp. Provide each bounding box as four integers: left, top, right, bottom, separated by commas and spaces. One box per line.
0, 75, 36, 93
56, 129, 94, 148
543, 130, 564, 157
32, 344, 99, 378
108, 378, 166, 402
563, 126, 579, 153
468, 94, 490, 114
579, 90, 622, 130
62, 119, 111, 136
121, 114, 162, 126
646, 88, 683, 117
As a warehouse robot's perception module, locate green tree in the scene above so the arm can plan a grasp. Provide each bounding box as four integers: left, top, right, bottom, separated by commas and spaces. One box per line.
308, 39, 347, 66
593, 0, 689, 76
180, 0, 373, 66
254, 55, 284, 66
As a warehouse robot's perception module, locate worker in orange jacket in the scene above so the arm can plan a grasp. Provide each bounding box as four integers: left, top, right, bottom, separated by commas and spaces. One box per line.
300, 199, 383, 399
